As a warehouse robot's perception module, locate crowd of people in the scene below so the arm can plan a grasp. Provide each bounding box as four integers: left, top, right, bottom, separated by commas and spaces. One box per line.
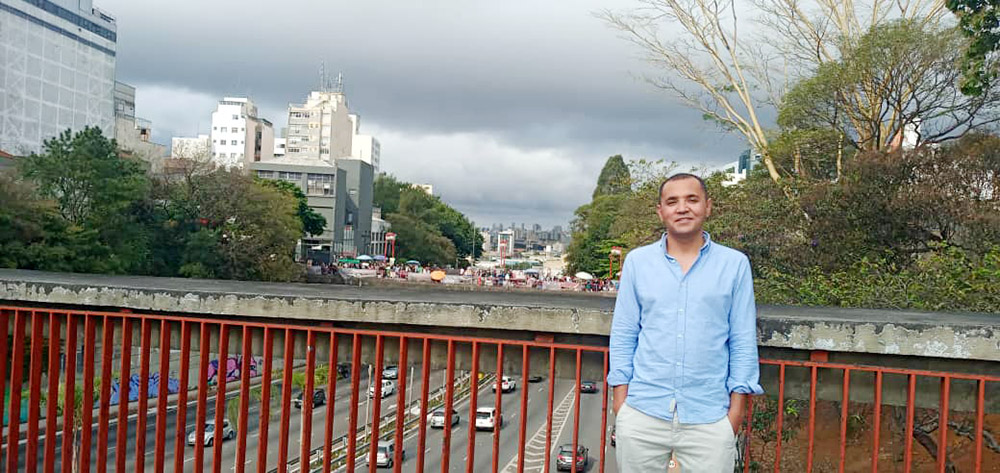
307, 259, 617, 293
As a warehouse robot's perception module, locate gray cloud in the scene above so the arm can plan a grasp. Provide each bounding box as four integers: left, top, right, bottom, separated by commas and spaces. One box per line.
104, 0, 753, 227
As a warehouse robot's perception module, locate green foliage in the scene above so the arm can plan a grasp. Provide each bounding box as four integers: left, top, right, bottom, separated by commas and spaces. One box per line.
756, 245, 1000, 312
569, 135, 1000, 313
257, 179, 327, 236
154, 169, 302, 281
566, 194, 628, 276
384, 213, 457, 265
16, 127, 153, 273
373, 174, 483, 265
947, 0, 1000, 96
592, 155, 631, 199
0, 127, 306, 282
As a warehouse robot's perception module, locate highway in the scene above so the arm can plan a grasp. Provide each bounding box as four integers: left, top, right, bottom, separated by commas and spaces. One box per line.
4, 369, 616, 473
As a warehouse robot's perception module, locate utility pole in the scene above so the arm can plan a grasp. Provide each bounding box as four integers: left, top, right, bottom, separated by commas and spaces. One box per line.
407, 365, 414, 423
364, 364, 372, 441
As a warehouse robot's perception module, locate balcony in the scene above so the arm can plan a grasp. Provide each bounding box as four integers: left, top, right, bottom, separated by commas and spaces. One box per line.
0, 270, 997, 473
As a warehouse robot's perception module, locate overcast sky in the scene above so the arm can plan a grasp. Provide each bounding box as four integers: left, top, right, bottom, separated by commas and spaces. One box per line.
101, 0, 749, 228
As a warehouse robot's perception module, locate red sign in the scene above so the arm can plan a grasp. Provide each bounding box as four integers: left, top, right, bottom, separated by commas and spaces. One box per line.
386, 232, 397, 241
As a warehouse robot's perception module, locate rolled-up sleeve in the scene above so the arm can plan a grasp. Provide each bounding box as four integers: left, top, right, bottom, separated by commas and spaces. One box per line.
607, 255, 640, 387
726, 256, 764, 395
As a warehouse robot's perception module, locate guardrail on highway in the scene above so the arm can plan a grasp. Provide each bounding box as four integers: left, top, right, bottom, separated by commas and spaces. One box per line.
0, 305, 998, 473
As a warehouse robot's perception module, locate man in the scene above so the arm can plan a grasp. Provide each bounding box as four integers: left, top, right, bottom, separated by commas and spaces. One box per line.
608, 173, 763, 472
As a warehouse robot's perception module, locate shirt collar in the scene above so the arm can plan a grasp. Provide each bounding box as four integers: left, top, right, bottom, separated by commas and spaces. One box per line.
659, 231, 712, 261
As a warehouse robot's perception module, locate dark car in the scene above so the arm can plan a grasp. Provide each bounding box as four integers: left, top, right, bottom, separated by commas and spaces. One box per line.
293, 389, 327, 408
555, 444, 588, 471
527, 375, 544, 383
610, 425, 616, 447
336, 363, 351, 380
580, 381, 599, 393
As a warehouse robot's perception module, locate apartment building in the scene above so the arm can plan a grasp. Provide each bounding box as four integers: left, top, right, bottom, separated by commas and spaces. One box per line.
209, 97, 274, 169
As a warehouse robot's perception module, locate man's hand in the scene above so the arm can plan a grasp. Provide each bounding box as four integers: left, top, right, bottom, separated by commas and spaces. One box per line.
727, 392, 747, 434
613, 385, 628, 415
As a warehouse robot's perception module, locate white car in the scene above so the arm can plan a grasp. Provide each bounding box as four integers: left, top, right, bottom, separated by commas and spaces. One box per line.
491, 375, 516, 393
429, 408, 460, 428
475, 407, 502, 431
369, 440, 405, 468
382, 365, 399, 379
187, 419, 235, 446
368, 379, 396, 398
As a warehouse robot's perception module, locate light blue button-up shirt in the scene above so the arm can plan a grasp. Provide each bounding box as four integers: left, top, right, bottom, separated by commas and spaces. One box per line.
607, 232, 764, 424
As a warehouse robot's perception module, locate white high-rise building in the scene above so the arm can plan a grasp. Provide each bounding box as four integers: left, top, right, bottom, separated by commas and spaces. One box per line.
351, 134, 381, 174
0, 0, 117, 155
285, 90, 354, 164
209, 97, 274, 169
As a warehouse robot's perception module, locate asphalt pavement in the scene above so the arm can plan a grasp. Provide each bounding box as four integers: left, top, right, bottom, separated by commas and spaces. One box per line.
3, 370, 616, 473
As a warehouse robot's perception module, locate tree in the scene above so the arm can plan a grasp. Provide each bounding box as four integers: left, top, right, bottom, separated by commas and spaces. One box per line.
15, 127, 153, 273
373, 175, 409, 215
947, 0, 1000, 96
779, 21, 1000, 152
257, 179, 326, 236
593, 155, 632, 198
152, 169, 303, 281
383, 213, 457, 265
601, 0, 782, 183
373, 175, 484, 263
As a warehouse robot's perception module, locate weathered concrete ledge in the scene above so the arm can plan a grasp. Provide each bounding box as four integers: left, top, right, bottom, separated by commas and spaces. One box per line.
0, 269, 997, 363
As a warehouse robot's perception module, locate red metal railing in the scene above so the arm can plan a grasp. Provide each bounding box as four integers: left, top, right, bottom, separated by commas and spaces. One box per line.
0, 306, 997, 473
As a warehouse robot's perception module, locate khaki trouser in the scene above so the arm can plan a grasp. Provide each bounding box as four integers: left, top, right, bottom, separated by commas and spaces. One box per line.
615, 402, 736, 473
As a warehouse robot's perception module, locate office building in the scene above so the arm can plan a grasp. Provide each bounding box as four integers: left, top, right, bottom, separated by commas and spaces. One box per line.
250, 157, 373, 260
0, 0, 117, 154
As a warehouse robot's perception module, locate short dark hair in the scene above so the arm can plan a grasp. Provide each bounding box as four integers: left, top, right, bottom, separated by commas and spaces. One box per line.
658, 173, 708, 203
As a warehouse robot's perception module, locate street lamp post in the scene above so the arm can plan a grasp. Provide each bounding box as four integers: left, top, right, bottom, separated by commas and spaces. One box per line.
386, 232, 397, 263
609, 246, 623, 279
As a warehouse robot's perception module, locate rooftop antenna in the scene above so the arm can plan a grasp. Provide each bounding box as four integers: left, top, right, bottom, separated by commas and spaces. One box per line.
319, 61, 327, 91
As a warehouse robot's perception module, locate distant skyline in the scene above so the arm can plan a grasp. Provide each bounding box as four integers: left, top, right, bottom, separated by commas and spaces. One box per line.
101, 0, 750, 227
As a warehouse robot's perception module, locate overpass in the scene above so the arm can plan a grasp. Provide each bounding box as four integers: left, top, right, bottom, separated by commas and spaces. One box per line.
0, 269, 997, 472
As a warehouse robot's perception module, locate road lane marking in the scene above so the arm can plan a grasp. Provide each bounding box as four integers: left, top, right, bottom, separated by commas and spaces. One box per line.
499, 387, 575, 473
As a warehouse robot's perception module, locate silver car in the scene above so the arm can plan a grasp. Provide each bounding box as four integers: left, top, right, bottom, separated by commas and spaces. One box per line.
429, 408, 460, 428
187, 419, 235, 446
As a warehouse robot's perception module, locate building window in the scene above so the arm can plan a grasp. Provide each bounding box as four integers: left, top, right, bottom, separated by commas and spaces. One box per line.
213, 126, 217, 130
230, 153, 237, 158
232, 114, 239, 120
221, 127, 227, 132
288, 147, 301, 153
231, 140, 237, 145
256, 170, 274, 179
277, 171, 302, 182
306, 173, 335, 196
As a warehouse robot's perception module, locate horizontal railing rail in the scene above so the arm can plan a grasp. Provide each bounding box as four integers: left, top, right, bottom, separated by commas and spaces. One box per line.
0, 305, 996, 473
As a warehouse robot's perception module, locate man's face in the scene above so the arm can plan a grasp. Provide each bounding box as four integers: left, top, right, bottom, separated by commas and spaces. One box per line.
656, 177, 712, 238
